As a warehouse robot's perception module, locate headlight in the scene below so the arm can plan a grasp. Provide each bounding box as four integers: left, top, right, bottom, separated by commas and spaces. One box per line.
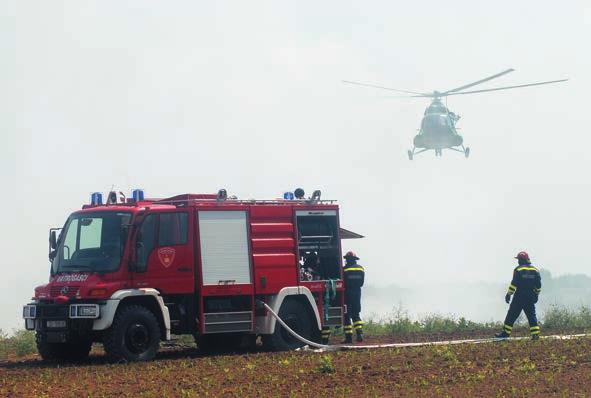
23, 305, 36, 319
25, 319, 35, 330
69, 304, 100, 319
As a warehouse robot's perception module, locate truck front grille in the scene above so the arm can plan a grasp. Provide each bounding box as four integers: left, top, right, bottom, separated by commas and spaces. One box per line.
37, 305, 69, 318
50, 285, 80, 298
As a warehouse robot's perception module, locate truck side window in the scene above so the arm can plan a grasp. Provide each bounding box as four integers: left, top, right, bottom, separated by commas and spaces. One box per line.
159, 213, 188, 246
136, 215, 157, 272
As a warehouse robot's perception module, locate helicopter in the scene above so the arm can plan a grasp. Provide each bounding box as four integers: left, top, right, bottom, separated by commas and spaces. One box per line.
343, 69, 568, 159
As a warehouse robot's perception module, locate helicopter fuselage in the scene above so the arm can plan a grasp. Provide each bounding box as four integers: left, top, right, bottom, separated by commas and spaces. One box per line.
413, 112, 463, 149
408, 98, 469, 158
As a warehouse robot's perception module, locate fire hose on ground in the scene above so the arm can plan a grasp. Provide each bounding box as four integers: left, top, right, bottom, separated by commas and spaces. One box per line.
258, 301, 591, 352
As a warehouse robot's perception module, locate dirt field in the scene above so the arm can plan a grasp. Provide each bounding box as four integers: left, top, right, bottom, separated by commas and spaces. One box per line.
1, 335, 590, 397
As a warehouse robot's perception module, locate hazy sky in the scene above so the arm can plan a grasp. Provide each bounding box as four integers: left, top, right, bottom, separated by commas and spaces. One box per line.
2, 1, 590, 331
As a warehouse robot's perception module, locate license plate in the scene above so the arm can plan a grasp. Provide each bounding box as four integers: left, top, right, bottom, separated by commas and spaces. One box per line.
47, 320, 66, 328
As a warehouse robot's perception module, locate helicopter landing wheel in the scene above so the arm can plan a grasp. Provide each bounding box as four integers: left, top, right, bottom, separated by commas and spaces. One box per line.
464, 147, 470, 158
407, 150, 414, 160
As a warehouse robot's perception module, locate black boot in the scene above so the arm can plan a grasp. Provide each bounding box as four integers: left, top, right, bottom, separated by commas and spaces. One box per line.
495, 331, 510, 338
356, 330, 364, 342
531, 334, 540, 341
341, 334, 353, 344
321, 338, 329, 345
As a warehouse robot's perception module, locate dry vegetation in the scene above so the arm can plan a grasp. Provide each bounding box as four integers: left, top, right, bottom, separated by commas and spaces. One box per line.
1, 336, 590, 397
2, 306, 590, 397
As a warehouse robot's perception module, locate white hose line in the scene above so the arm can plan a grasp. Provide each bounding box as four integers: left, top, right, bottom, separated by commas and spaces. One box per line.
261, 301, 591, 352
261, 302, 335, 351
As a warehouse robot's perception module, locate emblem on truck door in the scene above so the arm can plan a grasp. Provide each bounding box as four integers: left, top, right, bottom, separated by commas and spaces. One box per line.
157, 247, 176, 268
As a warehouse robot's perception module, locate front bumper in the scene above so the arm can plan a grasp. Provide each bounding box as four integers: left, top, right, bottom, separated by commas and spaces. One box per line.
23, 302, 101, 342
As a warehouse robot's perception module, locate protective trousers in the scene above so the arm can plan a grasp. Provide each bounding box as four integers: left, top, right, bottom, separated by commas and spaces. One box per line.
344, 288, 363, 338
502, 296, 540, 337
321, 326, 331, 344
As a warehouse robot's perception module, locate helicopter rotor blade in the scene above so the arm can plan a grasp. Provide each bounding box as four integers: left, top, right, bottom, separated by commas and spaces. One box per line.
443, 79, 569, 96
442, 69, 515, 95
341, 80, 428, 96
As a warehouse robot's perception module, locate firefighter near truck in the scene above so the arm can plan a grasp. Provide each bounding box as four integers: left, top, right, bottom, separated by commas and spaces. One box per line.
22, 189, 362, 362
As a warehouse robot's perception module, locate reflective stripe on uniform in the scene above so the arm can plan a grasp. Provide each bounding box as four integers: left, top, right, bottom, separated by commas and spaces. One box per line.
344, 325, 353, 330
516, 266, 538, 272
530, 326, 540, 331
344, 267, 365, 272
508, 284, 517, 292
503, 324, 513, 333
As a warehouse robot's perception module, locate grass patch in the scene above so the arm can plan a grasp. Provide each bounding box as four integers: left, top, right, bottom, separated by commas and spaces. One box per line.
362, 305, 591, 337
0, 329, 36, 360
363, 306, 502, 336
316, 354, 335, 374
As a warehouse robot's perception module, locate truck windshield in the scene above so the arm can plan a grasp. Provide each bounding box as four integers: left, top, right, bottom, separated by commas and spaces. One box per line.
52, 212, 132, 274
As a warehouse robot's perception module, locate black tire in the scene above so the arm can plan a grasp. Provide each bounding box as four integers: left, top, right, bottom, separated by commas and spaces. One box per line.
36, 335, 92, 362
103, 305, 160, 362
262, 300, 315, 351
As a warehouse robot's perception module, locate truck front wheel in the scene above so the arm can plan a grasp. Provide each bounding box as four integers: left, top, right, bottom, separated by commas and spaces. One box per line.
263, 300, 314, 351
103, 305, 161, 362
36, 336, 92, 362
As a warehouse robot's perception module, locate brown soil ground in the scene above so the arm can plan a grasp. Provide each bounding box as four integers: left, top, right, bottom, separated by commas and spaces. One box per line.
2, 332, 590, 397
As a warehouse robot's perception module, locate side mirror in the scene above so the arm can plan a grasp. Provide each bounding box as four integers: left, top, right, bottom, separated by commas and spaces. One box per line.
50, 230, 58, 250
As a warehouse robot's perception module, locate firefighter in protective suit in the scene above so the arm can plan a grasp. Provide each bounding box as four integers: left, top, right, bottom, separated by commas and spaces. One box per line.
342, 251, 365, 344
495, 251, 542, 340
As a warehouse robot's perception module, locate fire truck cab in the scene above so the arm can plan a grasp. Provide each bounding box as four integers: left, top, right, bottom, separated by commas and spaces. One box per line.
23, 190, 361, 362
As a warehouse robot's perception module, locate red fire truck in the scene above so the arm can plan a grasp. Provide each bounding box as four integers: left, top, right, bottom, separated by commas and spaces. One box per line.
23, 190, 362, 362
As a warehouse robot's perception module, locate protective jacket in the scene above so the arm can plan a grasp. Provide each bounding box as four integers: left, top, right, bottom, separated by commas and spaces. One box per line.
343, 262, 365, 340
507, 264, 542, 302
343, 263, 364, 318
343, 263, 365, 290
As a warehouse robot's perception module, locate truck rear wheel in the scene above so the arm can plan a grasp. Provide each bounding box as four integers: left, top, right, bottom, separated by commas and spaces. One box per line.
103, 305, 160, 362
263, 300, 314, 351
36, 336, 92, 362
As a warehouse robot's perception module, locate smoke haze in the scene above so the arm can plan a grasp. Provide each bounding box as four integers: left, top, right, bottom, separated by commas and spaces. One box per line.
1, 1, 590, 331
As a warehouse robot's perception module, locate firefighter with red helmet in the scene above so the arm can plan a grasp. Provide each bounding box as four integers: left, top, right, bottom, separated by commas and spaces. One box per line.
342, 251, 365, 344
495, 251, 542, 340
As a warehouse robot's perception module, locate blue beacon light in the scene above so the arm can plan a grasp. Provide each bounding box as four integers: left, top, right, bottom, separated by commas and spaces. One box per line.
132, 189, 145, 201
91, 192, 103, 205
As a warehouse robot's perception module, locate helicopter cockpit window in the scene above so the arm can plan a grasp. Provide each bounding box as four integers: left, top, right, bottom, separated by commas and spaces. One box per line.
296, 211, 341, 281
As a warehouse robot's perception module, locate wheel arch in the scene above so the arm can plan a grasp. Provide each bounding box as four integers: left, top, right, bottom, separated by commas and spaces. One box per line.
93, 288, 171, 340
256, 286, 321, 335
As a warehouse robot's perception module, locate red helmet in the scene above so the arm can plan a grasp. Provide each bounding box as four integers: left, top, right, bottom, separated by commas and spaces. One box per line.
344, 251, 359, 260
514, 251, 530, 261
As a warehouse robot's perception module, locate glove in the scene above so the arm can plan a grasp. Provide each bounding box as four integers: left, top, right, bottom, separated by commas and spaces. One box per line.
505, 294, 511, 304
